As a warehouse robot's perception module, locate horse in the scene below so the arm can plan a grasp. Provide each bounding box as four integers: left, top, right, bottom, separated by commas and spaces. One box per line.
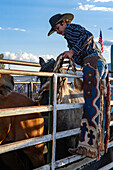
38, 57, 113, 169
0, 74, 45, 169
0, 74, 14, 95
37, 57, 84, 160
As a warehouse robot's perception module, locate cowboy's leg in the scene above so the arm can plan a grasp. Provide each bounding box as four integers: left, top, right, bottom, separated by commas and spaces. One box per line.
97, 59, 108, 80
97, 59, 108, 92
97, 59, 108, 139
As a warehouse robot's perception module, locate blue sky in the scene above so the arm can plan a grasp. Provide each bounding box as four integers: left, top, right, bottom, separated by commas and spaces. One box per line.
0, 0, 113, 70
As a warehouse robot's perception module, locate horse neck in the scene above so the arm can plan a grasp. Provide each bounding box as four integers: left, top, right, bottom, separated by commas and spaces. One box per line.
57, 77, 70, 103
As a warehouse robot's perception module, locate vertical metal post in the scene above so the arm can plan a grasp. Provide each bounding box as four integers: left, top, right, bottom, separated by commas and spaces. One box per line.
47, 77, 53, 163
30, 82, 33, 99
111, 45, 113, 109
27, 84, 30, 97
52, 74, 57, 170
111, 45, 113, 78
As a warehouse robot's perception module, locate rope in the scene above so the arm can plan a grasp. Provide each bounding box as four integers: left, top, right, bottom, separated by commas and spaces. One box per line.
36, 54, 77, 102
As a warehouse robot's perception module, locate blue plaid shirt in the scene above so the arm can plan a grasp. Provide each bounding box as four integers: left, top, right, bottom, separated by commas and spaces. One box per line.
64, 24, 101, 66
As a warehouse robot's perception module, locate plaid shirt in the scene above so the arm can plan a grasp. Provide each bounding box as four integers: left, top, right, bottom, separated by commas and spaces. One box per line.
64, 24, 101, 66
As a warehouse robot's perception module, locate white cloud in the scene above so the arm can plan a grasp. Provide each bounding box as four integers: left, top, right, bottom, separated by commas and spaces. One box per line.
94, 39, 112, 62
0, 27, 26, 32
3, 52, 53, 63
95, 38, 113, 46
102, 46, 111, 63
94, 37, 99, 42
103, 40, 113, 46
77, 3, 113, 12
94, 0, 113, 2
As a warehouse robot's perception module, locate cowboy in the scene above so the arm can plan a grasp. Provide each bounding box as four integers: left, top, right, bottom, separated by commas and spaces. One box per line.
48, 13, 110, 159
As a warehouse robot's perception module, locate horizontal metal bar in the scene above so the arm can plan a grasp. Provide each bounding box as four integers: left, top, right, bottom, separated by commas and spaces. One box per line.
35, 154, 86, 170
0, 103, 84, 117
0, 105, 53, 117
110, 121, 113, 126
14, 81, 40, 84
55, 141, 113, 169
34, 164, 50, 170
110, 100, 113, 105
35, 140, 113, 170
0, 59, 41, 67
0, 69, 54, 76
0, 59, 82, 71
0, 69, 83, 79
2, 126, 113, 156
98, 162, 113, 170
14, 81, 74, 85
14, 81, 73, 85
56, 128, 80, 139
109, 77, 113, 81
0, 128, 113, 168
0, 128, 80, 155
55, 154, 87, 169
56, 73, 83, 78
108, 140, 113, 148
57, 103, 84, 110
0, 134, 52, 154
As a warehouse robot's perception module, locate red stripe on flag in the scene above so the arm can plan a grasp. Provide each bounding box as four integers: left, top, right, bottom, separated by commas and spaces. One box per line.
98, 30, 103, 53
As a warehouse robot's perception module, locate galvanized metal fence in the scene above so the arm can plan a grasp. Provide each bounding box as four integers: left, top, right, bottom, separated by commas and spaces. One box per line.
0, 59, 113, 170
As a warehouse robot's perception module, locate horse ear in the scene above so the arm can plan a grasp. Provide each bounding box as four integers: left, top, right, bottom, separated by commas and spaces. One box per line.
39, 57, 45, 66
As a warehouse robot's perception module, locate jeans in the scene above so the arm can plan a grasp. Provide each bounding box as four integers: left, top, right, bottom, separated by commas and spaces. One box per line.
97, 59, 108, 138
97, 59, 108, 80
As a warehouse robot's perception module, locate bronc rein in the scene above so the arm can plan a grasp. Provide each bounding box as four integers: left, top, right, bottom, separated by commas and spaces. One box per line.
36, 53, 77, 103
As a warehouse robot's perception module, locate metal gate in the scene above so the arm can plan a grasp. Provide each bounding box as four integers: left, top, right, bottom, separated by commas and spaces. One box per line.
0, 59, 113, 170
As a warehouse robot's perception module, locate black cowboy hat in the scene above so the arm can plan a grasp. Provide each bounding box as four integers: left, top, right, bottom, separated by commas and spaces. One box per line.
48, 13, 74, 36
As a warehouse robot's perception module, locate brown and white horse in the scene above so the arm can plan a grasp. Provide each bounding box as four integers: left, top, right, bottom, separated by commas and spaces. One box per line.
38, 57, 84, 160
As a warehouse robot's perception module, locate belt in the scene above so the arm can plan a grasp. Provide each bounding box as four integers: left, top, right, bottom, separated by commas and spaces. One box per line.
83, 52, 102, 61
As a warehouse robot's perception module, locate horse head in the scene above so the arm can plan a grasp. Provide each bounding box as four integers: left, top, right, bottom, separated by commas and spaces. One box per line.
37, 57, 55, 85
0, 74, 14, 95
37, 57, 55, 105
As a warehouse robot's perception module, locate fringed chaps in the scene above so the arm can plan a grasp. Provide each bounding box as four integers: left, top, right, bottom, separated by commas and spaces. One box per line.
77, 56, 111, 160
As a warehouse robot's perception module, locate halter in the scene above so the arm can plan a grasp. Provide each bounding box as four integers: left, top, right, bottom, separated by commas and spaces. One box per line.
36, 53, 77, 102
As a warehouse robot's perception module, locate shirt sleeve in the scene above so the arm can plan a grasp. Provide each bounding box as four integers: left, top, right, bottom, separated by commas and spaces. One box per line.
65, 24, 94, 55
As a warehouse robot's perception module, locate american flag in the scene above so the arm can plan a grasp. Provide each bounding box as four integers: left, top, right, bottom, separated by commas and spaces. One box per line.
98, 29, 103, 53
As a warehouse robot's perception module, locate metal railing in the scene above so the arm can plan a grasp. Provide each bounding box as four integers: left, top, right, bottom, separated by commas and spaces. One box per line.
0, 59, 113, 169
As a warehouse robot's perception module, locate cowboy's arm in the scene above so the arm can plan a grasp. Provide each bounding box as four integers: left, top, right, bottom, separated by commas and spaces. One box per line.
62, 49, 75, 59
63, 24, 93, 58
